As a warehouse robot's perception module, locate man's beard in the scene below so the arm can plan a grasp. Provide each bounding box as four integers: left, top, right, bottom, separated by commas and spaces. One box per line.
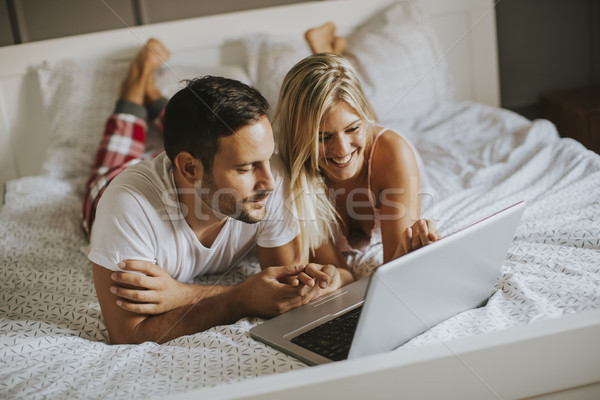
198, 173, 270, 224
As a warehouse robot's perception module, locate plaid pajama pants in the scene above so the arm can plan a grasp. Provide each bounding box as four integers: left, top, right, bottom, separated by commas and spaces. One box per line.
82, 108, 164, 237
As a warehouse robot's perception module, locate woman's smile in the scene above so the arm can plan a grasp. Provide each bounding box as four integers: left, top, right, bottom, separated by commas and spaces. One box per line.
328, 149, 356, 167
318, 102, 368, 182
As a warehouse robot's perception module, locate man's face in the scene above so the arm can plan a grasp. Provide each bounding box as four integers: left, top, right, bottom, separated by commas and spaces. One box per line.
196, 115, 276, 224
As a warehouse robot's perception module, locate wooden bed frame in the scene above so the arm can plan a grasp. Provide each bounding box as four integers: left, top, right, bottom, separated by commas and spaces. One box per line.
1, 0, 599, 398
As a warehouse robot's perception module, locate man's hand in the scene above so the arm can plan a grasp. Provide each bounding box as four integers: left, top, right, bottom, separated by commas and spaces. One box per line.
93, 263, 313, 344
110, 260, 197, 315
234, 264, 321, 317
394, 218, 441, 258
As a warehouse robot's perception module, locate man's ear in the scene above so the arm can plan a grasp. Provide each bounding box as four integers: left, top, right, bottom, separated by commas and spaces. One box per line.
174, 152, 204, 184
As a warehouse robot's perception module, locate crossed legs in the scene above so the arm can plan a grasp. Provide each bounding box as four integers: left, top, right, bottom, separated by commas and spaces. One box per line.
82, 39, 170, 235
119, 38, 169, 107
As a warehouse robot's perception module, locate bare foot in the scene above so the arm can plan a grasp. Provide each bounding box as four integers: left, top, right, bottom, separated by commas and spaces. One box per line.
136, 38, 170, 74
119, 62, 146, 105
305, 22, 336, 53
119, 38, 170, 105
305, 22, 346, 54
144, 72, 163, 107
332, 36, 347, 55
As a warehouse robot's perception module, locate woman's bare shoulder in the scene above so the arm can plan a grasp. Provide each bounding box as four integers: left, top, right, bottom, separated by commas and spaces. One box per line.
372, 127, 415, 163
369, 127, 419, 188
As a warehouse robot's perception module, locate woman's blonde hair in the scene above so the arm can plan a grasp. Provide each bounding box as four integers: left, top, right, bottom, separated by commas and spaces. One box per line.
274, 53, 377, 256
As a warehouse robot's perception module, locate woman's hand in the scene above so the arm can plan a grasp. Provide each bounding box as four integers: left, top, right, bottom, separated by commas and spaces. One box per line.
395, 219, 441, 258
296, 263, 355, 300
298, 263, 341, 290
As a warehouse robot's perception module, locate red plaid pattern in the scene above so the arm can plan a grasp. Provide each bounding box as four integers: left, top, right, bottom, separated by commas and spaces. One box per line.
82, 113, 152, 236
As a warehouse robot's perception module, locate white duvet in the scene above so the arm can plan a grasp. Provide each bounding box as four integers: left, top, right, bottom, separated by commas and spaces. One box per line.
1, 102, 599, 399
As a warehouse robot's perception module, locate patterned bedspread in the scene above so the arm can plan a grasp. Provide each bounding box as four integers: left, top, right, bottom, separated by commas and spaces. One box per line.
2, 102, 599, 399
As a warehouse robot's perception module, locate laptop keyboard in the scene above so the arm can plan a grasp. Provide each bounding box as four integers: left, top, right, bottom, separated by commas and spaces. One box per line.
290, 306, 363, 361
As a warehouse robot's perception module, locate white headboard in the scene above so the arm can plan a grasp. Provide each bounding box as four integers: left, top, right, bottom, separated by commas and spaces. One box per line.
0, 0, 499, 195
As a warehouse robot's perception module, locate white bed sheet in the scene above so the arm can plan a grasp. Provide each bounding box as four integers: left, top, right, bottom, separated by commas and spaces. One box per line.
1, 101, 599, 399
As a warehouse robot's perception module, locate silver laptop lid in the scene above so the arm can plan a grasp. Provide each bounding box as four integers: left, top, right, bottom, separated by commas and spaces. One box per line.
347, 202, 525, 359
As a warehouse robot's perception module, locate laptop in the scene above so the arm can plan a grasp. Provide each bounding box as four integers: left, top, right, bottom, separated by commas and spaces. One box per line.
250, 202, 526, 365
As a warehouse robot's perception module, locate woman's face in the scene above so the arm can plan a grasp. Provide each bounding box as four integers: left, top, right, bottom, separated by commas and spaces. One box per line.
318, 102, 368, 183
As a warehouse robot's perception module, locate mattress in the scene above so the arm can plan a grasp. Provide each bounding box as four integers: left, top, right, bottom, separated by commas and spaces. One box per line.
2, 101, 599, 399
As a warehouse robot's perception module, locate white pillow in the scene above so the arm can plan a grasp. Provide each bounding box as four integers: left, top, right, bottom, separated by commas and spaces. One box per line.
345, 1, 453, 129
36, 59, 251, 179
243, 1, 453, 130
244, 33, 312, 118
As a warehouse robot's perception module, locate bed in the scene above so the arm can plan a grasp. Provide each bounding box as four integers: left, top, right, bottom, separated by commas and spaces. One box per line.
1, 0, 600, 399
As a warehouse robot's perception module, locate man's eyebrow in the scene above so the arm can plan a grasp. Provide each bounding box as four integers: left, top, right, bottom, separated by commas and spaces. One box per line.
232, 159, 270, 167
232, 162, 253, 168
320, 118, 362, 135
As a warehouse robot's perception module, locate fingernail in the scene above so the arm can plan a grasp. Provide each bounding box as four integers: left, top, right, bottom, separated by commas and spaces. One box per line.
116, 300, 122, 306
320, 282, 327, 289
110, 286, 117, 294
118, 262, 126, 268
111, 272, 117, 280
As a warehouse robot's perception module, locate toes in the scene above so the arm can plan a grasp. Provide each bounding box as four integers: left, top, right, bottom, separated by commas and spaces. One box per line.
305, 22, 338, 53
137, 38, 170, 72
146, 38, 170, 61
305, 22, 334, 41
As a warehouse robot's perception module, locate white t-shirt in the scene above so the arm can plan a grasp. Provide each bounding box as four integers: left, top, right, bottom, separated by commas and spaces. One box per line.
88, 152, 299, 282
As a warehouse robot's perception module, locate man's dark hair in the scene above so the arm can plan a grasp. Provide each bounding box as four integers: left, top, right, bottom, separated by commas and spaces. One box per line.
163, 76, 269, 172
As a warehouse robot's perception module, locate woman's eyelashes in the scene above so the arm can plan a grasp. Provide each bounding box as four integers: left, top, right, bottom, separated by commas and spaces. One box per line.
318, 125, 361, 142
346, 124, 360, 133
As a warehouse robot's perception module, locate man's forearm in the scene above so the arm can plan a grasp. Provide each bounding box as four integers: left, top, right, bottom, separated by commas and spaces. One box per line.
95, 263, 310, 344
131, 265, 315, 343
124, 286, 244, 344
109, 260, 236, 314
177, 283, 233, 308
94, 263, 247, 344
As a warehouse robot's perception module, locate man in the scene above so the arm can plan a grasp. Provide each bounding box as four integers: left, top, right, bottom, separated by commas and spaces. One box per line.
87, 39, 352, 345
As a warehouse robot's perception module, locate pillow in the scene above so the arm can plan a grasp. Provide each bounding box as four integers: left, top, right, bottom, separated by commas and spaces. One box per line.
243, 1, 453, 131
344, 1, 453, 129
244, 33, 312, 118
36, 59, 251, 179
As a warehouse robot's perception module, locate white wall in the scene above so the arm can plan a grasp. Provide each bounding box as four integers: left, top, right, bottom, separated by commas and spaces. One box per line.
1, 0, 598, 121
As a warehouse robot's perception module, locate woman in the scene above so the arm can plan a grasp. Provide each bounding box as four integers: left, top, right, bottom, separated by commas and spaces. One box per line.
276, 24, 441, 281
